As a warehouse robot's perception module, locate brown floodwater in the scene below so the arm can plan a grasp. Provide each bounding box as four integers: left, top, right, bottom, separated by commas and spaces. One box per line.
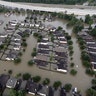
0, 14, 93, 96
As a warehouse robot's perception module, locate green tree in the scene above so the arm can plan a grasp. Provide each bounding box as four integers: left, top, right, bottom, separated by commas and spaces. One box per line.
70, 69, 77, 76
53, 81, 62, 89
64, 83, 72, 92
43, 78, 50, 85
33, 76, 41, 83
23, 73, 31, 80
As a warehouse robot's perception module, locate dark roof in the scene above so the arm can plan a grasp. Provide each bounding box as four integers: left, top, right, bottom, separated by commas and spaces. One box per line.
55, 52, 67, 58
38, 44, 49, 49
35, 60, 48, 67
0, 74, 10, 90
87, 44, 96, 48
37, 84, 49, 95
26, 80, 38, 94
38, 49, 49, 55
60, 88, 66, 96
89, 53, 96, 62
87, 48, 96, 52
20, 80, 27, 90
14, 79, 22, 90
48, 86, 54, 96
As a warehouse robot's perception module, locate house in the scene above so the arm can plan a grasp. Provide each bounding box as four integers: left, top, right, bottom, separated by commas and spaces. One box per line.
57, 59, 67, 73
55, 52, 68, 58
0, 37, 6, 45
0, 20, 4, 25
38, 49, 50, 55
3, 88, 10, 96
53, 47, 67, 53
13, 44, 21, 50
87, 48, 96, 54
54, 88, 60, 96
60, 88, 66, 96
37, 84, 49, 96
50, 27, 56, 32
20, 21, 25, 27
26, 80, 38, 95
35, 60, 48, 67
37, 44, 49, 50
87, 44, 96, 49
48, 86, 54, 96
0, 74, 10, 91
35, 23, 40, 28
34, 55, 49, 62
6, 50, 18, 61
15, 79, 22, 90
9, 20, 18, 26
0, 32, 8, 38
12, 34, 21, 41
59, 38, 67, 44
11, 40, 21, 46
85, 39, 95, 44
6, 77, 17, 88
23, 29, 31, 35
20, 80, 27, 90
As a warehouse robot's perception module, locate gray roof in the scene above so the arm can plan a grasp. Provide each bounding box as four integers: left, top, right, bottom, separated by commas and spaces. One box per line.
37, 84, 49, 96
20, 80, 27, 90
6, 77, 17, 88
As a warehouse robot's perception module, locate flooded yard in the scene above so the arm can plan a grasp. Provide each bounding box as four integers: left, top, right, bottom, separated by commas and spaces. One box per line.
0, 13, 93, 96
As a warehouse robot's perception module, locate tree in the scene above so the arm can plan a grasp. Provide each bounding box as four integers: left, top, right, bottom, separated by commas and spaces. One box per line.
90, 28, 96, 37
33, 76, 41, 83
92, 79, 96, 85
68, 40, 73, 45
64, 83, 72, 92
43, 78, 50, 85
70, 63, 74, 67
70, 69, 77, 76
28, 60, 34, 66
86, 88, 96, 96
23, 73, 31, 80
82, 60, 91, 68
68, 46, 73, 50
14, 58, 21, 64
8, 69, 13, 75
53, 81, 62, 89
85, 14, 93, 25
86, 68, 94, 76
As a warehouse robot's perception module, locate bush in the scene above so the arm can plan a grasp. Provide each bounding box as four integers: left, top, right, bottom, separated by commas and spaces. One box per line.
33, 76, 41, 83
43, 78, 50, 85
53, 81, 62, 89
23, 73, 31, 80
70, 69, 77, 76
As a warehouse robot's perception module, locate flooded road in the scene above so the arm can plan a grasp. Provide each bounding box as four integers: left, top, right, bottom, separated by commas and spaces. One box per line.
0, 14, 93, 96
0, 0, 96, 15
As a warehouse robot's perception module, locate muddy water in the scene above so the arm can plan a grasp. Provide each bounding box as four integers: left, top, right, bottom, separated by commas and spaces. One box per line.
0, 14, 93, 96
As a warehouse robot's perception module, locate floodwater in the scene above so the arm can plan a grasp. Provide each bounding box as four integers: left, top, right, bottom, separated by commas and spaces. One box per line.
0, 0, 96, 16
0, 14, 93, 96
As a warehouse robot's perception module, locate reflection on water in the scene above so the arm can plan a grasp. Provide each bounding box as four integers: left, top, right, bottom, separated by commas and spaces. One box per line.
0, 14, 93, 96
